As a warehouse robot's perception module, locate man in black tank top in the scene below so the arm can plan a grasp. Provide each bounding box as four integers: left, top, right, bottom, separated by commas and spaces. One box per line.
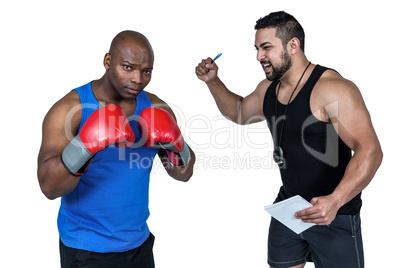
196, 11, 382, 268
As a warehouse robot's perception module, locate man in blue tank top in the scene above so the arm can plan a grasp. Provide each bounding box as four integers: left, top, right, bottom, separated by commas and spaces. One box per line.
38, 30, 195, 267
196, 11, 382, 268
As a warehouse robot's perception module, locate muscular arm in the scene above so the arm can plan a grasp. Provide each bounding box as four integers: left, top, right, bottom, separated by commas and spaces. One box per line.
195, 58, 268, 125
147, 93, 195, 182
296, 72, 383, 224
327, 78, 382, 208
37, 92, 82, 200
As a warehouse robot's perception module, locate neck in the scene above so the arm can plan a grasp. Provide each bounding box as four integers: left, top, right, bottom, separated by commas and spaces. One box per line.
93, 76, 121, 105
279, 59, 311, 88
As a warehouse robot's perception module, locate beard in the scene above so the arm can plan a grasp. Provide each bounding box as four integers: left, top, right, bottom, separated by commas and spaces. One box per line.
265, 50, 292, 81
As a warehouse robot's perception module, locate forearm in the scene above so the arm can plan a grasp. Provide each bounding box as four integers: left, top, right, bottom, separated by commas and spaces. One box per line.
206, 77, 244, 124
159, 148, 195, 182
331, 144, 383, 208
296, 144, 383, 225
37, 156, 80, 200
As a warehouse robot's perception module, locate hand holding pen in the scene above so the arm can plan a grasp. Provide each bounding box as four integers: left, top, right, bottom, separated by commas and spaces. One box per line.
211, 53, 222, 64
195, 53, 222, 83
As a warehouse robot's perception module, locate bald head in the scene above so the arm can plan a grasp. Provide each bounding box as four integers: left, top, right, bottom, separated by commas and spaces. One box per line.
101, 30, 154, 98
109, 30, 154, 60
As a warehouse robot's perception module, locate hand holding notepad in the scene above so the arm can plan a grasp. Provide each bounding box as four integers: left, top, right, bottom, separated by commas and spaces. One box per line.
264, 195, 316, 234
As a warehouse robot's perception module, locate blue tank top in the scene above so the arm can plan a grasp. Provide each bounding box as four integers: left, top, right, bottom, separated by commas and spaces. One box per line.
58, 81, 159, 253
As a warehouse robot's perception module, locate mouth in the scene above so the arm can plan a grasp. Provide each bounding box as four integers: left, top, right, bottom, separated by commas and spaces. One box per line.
126, 87, 142, 95
261, 62, 272, 73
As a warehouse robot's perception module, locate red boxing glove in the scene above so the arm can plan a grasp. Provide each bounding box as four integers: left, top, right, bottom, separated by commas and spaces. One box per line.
138, 107, 190, 167
62, 104, 135, 175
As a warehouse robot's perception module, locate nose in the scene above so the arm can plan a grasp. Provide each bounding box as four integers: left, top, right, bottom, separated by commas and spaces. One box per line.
256, 49, 266, 62
131, 70, 143, 84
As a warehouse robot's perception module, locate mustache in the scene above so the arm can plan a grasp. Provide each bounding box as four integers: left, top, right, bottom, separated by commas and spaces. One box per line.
260, 60, 272, 66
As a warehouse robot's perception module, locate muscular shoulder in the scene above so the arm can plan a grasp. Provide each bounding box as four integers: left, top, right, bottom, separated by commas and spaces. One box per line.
255, 78, 274, 108
43, 90, 82, 137
314, 70, 359, 98
255, 78, 272, 98
250, 78, 272, 108
145, 91, 162, 106
312, 69, 367, 121
144, 91, 177, 120
39, 90, 83, 163
312, 69, 363, 110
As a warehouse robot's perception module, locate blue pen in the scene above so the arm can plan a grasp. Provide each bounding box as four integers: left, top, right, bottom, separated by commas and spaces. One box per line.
211, 53, 222, 64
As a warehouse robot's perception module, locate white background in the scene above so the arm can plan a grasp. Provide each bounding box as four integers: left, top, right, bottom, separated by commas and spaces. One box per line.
1, 0, 400, 267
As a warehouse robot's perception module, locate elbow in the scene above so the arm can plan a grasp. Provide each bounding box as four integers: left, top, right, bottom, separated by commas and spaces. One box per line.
37, 160, 59, 200
38, 179, 59, 200
171, 155, 195, 182
221, 113, 241, 125
170, 166, 194, 182
375, 144, 383, 169
37, 169, 62, 200
363, 141, 383, 174
179, 169, 193, 182
356, 138, 383, 168
178, 149, 195, 182
221, 98, 245, 125
43, 190, 59, 201
370, 138, 383, 169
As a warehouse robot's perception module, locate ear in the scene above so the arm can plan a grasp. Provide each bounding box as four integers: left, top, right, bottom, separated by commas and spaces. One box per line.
288, 38, 301, 55
104, 53, 111, 70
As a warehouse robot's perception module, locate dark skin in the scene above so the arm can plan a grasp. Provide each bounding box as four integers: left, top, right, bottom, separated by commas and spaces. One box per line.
37, 31, 195, 200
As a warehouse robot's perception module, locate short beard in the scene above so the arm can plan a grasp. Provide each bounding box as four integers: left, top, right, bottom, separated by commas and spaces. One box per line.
266, 50, 292, 81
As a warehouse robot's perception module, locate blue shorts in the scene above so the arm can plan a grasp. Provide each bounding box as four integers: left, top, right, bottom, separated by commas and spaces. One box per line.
268, 214, 364, 268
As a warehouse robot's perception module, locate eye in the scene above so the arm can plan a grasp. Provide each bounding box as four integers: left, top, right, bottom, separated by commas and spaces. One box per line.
123, 65, 132, 71
143, 70, 152, 75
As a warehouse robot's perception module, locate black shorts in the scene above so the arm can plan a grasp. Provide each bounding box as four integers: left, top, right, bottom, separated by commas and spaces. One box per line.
60, 233, 155, 268
268, 214, 364, 268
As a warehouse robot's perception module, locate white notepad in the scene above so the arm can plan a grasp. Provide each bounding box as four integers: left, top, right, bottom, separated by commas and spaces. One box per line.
264, 195, 316, 234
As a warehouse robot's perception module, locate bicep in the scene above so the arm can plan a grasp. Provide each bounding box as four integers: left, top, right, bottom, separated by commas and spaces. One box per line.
239, 79, 268, 125
37, 95, 83, 199
325, 81, 378, 151
38, 95, 81, 167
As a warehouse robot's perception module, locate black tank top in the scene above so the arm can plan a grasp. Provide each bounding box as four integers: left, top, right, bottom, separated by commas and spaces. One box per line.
263, 65, 361, 215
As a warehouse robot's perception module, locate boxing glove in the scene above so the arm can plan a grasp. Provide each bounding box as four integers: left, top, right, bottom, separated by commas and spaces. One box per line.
138, 107, 190, 167
61, 104, 135, 175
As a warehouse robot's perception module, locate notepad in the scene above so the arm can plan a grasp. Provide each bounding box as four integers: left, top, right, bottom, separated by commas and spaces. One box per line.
264, 195, 316, 234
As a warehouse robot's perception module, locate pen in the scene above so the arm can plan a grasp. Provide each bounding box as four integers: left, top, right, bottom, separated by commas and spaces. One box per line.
211, 53, 222, 64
